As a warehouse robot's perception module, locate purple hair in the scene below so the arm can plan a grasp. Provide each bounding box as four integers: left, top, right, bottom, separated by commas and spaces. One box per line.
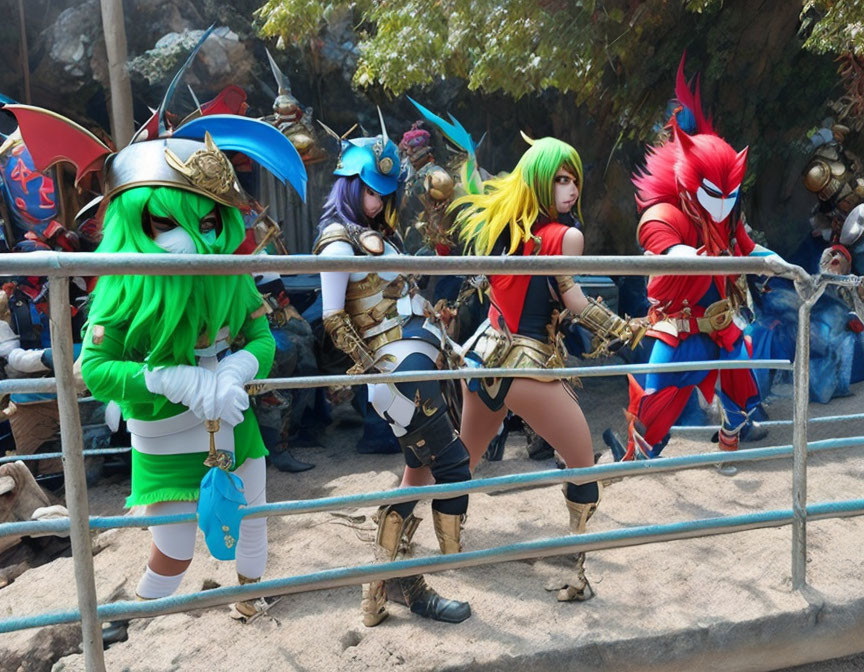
317, 175, 396, 232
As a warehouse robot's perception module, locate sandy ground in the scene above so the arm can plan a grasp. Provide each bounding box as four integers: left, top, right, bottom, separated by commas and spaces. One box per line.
2, 375, 864, 672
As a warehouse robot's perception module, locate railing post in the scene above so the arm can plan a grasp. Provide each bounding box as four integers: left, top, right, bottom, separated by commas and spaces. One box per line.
48, 276, 106, 671
791, 289, 818, 591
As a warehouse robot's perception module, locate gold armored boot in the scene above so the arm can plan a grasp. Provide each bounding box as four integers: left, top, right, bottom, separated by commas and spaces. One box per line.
552, 485, 601, 602
364, 506, 471, 626
230, 574, 282, 623
432, 510, 464, 554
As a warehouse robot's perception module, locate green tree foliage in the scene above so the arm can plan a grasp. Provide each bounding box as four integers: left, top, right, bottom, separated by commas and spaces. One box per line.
254, 0, 846, 144
802, 0, 864, 56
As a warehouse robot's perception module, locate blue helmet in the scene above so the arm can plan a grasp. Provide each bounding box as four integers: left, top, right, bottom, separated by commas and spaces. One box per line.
334, 135, 400, 195
332, 107, 400, 195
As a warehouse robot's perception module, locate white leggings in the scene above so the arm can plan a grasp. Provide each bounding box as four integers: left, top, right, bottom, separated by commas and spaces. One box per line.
142, 457, 267, 586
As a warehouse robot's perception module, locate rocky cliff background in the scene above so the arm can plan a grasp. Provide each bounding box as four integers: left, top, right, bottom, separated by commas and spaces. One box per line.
0, 0, 846, 256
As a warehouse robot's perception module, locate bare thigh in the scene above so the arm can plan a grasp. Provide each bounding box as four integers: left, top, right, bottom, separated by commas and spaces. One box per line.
505, 378, 593, 468
460, 382, 508, 471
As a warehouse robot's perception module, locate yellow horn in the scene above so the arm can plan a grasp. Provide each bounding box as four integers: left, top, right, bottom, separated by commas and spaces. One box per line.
520, 130, 535, 146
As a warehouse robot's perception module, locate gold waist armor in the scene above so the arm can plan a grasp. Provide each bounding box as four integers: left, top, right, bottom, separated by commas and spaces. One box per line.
468, 324, 567, 381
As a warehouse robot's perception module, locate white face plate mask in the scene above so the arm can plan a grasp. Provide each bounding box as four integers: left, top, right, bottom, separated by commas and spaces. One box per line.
696, 178, 740, 223
154, 227, 197, 254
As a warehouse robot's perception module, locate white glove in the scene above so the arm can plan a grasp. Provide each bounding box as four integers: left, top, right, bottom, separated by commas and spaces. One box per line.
665, 244, 700, 258
7, 347, 49, 373
144, 365, 218, 421
30, 505, 71, 538
104, 401, 122, 433
213, 350, 259, 426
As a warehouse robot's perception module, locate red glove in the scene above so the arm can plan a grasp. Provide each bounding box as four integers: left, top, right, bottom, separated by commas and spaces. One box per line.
848, 313, 864, 333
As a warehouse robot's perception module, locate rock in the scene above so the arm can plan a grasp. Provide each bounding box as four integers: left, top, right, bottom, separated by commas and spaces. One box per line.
34, 0, 103, 94
0, 462, 60, 555
0, 624, 82, 672
125, 0, 203, 54
128, 26, 253, 94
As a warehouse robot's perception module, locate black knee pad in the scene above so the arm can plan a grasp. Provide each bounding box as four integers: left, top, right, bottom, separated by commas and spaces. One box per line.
430, 437, 471, 516
430, 437, 471, 484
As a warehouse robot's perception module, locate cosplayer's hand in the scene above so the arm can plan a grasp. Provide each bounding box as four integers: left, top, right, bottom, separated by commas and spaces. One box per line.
213, 382, 248, 426
214, 350, 259, 425
144, 365, 218, 420
7, 347, 50, 374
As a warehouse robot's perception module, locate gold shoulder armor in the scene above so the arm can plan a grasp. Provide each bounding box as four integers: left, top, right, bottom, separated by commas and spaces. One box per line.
313, 222, 353, 254
358, 230, 385, 255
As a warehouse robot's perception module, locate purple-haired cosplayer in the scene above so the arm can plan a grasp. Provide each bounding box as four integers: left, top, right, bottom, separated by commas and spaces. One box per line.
313, 120, 472, 628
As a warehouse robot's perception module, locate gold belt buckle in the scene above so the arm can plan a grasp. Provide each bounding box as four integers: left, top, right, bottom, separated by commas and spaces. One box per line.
702, 299, 734, 331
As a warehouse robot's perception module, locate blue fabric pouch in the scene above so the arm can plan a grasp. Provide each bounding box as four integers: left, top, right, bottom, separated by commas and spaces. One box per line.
197, 466, 247, 561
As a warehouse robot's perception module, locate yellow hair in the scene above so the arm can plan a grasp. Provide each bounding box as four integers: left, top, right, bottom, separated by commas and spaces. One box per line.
451, 136, 583, 256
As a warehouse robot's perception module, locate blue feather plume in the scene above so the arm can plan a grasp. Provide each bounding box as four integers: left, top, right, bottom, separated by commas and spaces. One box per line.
173, 114, 308, 201
407, 96, 475, 156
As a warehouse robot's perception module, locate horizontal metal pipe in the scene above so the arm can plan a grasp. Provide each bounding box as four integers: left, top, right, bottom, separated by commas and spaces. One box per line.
3, 497, 862, 633
0, 251, 803, 279
0, 447, 131, 465
3, 435, 861, 539
0, 379, 59, 394
673, 412, 864, 433
0, 359, 793, 396
249, 358, 792, 392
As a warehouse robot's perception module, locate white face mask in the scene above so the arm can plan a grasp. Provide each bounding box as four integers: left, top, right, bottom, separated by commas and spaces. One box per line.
154, 227, 197, 254
696, 178, 740, 223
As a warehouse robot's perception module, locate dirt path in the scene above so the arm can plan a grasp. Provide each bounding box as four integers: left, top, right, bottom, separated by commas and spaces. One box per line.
3, 377, 863, 671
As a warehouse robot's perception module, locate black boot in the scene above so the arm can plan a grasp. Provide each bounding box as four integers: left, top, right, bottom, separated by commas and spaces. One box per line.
388, 574, 471, 623
271, 449, 315, 473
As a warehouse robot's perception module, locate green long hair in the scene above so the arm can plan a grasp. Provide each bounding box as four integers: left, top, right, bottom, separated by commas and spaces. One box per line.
452, 137, 584, 256
86, 186, 262, 368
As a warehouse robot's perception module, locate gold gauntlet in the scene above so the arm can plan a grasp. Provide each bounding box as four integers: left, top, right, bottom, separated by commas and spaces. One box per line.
575, 297, 648, 359
323, 310, 377, 374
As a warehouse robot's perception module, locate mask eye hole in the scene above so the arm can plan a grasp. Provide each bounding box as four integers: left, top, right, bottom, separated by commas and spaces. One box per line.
147, 213, 177, 236
198, 209, 222, 237
700, 181, 723, 199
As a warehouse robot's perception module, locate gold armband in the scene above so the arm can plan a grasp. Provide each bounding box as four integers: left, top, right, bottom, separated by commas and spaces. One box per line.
575, 297, 648, 359
555, 275, 576, 295
323, 310, 377, 374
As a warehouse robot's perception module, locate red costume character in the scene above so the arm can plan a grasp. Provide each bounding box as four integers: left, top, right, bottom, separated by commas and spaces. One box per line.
612, 58, 770, 461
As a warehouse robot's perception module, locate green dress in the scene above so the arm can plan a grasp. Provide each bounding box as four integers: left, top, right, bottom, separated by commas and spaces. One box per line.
81, 315, 275, 507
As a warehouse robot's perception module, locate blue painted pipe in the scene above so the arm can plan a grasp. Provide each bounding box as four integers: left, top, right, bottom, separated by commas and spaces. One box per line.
2, 436, 862, 539
2, 497, 862, 634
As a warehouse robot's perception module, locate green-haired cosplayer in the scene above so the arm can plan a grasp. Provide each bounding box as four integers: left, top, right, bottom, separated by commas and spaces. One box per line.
82, 179, 276, 618
7, 94, 307, 621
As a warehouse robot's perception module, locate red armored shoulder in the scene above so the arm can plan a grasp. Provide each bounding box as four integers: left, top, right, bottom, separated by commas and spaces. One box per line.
637, 203, 697, 254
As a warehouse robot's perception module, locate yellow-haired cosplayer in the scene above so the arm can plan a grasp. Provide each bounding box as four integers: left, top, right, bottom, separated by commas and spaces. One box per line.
451, 133, 643, 603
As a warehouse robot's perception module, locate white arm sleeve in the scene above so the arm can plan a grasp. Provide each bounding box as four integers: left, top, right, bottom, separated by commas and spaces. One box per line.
318, 241, 355, 316
0, 321, 21, 359
7, 348, 48, 373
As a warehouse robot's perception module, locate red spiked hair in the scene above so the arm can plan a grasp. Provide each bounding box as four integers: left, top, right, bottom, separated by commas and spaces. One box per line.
633, 120, 748, 212
673, 52, 714, 135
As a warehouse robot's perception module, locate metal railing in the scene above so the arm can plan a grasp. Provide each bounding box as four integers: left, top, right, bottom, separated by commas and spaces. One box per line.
0, 251, 861, 672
